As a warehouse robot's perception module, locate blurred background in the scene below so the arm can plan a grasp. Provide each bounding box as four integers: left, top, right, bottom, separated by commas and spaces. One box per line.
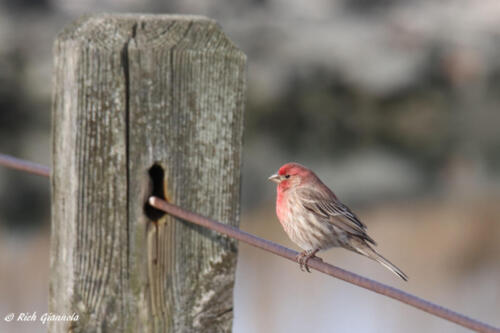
0, 0, 499, 332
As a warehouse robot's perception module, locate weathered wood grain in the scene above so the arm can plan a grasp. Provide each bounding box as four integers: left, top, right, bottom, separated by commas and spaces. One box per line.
51, 14, 246, 332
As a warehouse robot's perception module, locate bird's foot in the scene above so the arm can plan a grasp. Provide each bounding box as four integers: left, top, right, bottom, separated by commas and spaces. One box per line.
296, 249, 321, 273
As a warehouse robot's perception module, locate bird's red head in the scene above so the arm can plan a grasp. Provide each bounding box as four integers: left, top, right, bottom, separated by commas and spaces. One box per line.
278, 163, 309, 178
268, 162, 314, 190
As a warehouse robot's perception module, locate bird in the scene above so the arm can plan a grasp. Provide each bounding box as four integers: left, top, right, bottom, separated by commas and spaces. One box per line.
268, 162, 408, 281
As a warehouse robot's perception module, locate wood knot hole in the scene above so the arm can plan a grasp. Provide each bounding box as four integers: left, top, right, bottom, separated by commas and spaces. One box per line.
144, 163, 167, 221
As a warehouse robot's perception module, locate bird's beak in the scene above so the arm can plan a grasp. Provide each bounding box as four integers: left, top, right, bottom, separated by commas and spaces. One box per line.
268, 173, 282, 184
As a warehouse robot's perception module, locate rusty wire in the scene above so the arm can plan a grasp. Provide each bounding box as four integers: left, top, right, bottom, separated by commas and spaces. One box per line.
148, 196, 499, 333
0, 153, 498, 333
0, 153, 50, 177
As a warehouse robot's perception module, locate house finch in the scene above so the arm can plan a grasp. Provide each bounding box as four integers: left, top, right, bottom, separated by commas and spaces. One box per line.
269, 162, 408, 281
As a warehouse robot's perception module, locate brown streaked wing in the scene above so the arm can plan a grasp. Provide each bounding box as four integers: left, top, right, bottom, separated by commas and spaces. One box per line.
297, 187, 376, 245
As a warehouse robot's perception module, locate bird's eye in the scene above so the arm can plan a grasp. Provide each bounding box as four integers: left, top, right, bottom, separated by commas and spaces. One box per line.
285, 174, 290, 179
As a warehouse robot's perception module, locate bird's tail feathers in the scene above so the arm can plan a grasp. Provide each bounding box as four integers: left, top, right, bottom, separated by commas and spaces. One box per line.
355, 244, 408, 281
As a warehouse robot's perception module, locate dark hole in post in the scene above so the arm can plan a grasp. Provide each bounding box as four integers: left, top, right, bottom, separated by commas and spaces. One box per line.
144, 163, 166, 220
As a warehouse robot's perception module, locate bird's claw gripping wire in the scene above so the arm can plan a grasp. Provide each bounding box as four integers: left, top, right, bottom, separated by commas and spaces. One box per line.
296, 249, 321, 273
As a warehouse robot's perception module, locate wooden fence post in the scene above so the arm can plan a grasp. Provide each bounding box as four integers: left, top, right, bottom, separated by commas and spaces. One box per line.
51, 14, 246, 332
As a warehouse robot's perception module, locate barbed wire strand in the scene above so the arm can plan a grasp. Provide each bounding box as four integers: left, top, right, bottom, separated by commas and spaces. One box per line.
0, 153, 498, 333
0, 153, 50, 177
